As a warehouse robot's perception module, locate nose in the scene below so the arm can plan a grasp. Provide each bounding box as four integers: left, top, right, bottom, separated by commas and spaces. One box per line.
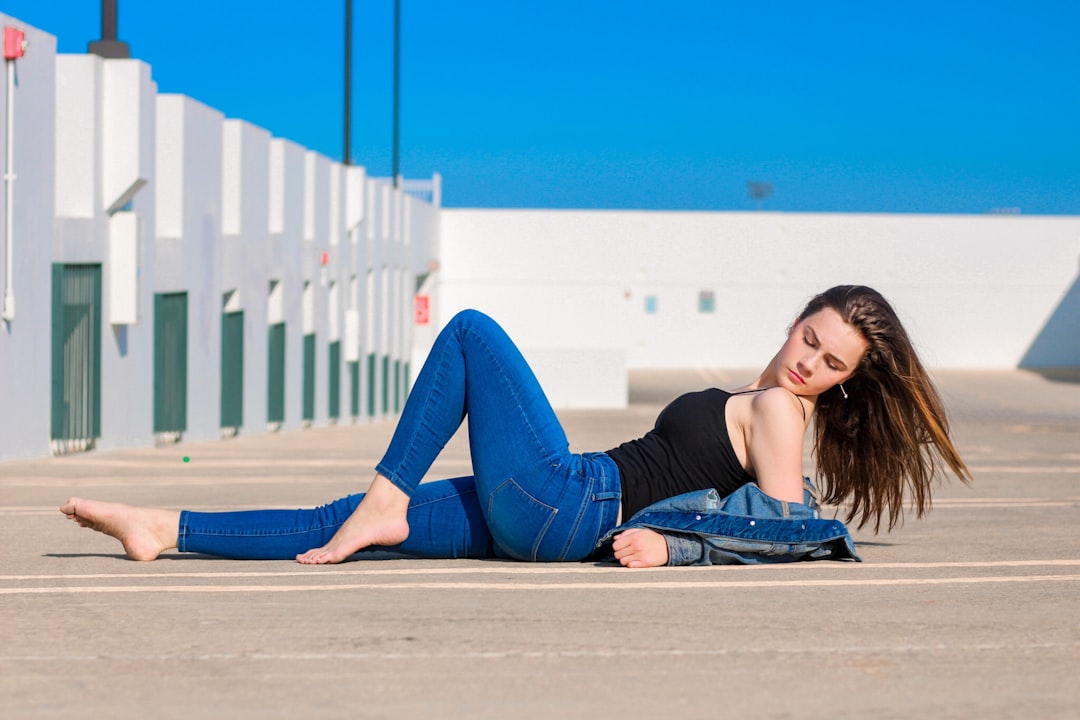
797, 355, 818, 378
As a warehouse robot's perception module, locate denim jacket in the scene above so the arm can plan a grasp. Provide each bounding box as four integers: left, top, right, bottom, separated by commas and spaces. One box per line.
599, 478, 861, 565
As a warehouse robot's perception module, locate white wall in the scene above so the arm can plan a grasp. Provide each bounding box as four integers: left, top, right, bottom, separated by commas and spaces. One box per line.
98, 59, 157, 452
438, 210, 1080, 372
27, 50, 160, 452
267, 137, 306, 431
0, 14, 56, 459
156, 94, 225, 442
222, 118, 270, 437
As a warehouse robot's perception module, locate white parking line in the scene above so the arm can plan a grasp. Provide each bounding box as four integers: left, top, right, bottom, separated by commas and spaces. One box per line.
3, 640, 1076, 663
0, 504, 311, 516
3, 558, 1080, 582
932, 497, 1079, 504
2, 574, 1078, 595
936, 503, 1077, 509
967, 466, 1080, 473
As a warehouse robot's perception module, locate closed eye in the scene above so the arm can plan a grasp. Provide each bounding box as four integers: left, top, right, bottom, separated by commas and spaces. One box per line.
806, 332, 844, 370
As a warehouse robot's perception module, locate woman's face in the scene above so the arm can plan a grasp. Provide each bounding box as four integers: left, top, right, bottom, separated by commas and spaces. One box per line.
774, 307, 868, 397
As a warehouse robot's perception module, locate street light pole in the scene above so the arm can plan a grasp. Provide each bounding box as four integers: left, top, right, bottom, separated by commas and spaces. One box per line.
392, 0, 400, 187
344, 0, 352, 166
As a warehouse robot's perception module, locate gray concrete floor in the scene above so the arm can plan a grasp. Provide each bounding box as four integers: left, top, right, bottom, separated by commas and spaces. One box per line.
2, 370, 1078, 719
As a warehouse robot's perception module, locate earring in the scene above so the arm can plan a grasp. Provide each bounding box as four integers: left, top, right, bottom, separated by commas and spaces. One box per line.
839, 383, 849, 400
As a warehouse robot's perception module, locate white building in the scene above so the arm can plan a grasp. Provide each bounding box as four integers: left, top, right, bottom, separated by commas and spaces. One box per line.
0, 13, 438, 460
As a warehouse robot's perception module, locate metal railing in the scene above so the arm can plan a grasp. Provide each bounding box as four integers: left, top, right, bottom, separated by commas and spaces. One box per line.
373, 173, 442, 207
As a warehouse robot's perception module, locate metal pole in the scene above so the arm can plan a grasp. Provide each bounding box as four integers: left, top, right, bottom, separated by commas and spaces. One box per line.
344, 0, 352, 166
2, 58, 15, 321
88, 0, 130, 58
392, 0, 400, 187
102, 0, 117, 40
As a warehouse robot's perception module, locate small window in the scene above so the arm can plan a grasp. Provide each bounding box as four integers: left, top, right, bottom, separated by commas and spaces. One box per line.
644, 295, 658, 315
698, 290, 715, 314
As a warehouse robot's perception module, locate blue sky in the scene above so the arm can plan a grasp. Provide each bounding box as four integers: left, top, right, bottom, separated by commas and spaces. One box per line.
4, 0, 1078, 213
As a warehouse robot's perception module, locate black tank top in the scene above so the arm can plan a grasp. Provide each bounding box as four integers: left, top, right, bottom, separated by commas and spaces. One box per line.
606, 389, 758, 519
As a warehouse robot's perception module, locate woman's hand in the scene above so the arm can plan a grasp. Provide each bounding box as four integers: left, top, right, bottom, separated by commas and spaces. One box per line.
612, 528, 669, 568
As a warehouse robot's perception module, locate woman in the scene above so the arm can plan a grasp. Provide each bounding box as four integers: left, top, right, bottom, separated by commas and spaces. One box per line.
61, 285, 971, 568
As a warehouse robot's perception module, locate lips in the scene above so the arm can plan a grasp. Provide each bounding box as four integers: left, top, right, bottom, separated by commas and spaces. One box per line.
788, 369, 806, 385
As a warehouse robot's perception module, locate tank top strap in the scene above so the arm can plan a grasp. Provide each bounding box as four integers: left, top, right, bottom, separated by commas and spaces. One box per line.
727, 387, 768, 397
725, 386, 806, 421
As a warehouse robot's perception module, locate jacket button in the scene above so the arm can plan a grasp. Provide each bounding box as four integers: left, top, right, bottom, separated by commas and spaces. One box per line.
695, 515, 702, 520
749, 520, 756, 526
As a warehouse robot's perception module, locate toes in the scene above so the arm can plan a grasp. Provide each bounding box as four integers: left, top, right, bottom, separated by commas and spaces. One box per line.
296, 548, 341, 565
296, 548, 325, 564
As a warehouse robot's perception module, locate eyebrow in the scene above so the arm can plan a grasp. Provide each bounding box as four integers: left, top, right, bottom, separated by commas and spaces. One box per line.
827, 354, 849, 371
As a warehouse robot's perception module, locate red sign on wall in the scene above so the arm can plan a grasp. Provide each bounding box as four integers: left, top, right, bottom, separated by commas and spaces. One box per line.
4, 27, 26, 60
415, 295, 430, 325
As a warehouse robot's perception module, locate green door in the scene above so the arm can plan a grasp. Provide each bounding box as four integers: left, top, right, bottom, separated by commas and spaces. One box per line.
382, 354, 390, 414
50, 264, 102, 442
328, 340, 341, 420
220, 310, 244, 430
267, 322, 286, 424
349, 361, 360, 418
394, 359, 402, 413
366, 352, 377, 418
153, 292, 188, 434
303, 333, 316, 422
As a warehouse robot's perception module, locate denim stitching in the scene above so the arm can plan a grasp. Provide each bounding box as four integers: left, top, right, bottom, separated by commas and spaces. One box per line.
557, 474, 593, 560
409, 486, 477, 508
177, 511, 189, 552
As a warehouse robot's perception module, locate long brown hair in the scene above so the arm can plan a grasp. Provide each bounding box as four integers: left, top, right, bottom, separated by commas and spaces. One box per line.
800, 286, 972, 531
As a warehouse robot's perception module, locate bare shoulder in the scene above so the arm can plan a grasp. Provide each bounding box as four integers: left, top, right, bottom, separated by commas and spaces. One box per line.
736, 387, 808, 501
748, 387, 806, 428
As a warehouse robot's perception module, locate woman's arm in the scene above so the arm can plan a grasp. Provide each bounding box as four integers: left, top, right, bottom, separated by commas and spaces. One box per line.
745, 388, 807, 504
612, 528, 669, 567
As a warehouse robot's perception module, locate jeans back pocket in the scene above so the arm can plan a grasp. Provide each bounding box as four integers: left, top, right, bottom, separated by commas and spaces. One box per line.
486, 478, 558, 561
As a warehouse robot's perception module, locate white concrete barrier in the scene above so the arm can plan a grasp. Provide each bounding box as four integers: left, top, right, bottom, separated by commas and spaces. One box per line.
439, 209, 1080, 371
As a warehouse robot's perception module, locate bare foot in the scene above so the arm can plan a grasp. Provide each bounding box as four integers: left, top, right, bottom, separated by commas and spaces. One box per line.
296, 475, 411, 564
60, 498, 179, 561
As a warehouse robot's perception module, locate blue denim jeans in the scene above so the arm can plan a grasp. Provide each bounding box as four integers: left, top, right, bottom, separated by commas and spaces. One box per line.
178, 310, 622, 562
